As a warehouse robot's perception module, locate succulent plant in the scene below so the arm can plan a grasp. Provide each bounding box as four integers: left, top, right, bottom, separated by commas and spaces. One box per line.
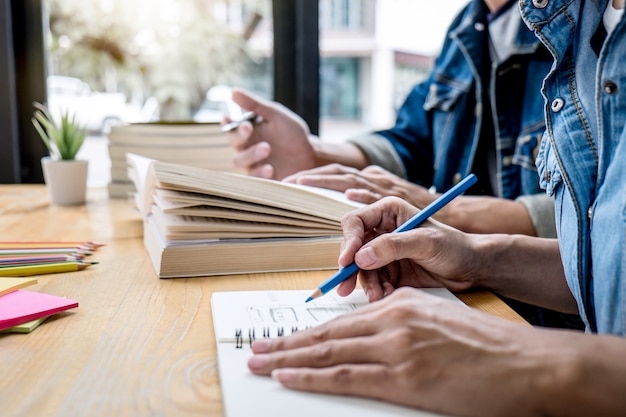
32, 101, 87, 160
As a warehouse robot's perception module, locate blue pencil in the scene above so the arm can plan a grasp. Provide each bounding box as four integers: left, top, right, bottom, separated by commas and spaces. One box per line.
305, 173, 478, 302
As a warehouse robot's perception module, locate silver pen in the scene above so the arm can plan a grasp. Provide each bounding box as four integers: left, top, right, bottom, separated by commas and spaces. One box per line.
221, 111, 264, 133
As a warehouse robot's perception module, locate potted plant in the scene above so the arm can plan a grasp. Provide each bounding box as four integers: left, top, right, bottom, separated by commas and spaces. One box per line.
32, 101, 89, 205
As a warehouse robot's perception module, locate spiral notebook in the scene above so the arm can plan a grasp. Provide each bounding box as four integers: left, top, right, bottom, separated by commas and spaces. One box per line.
211, 289, 462, 417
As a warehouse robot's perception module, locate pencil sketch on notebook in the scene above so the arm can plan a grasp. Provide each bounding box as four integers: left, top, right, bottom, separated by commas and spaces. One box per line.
213, 290, 369, 343
247, 301, 360, 326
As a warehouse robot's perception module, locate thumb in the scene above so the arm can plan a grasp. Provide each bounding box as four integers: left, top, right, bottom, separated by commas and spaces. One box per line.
353, 246, 380, 269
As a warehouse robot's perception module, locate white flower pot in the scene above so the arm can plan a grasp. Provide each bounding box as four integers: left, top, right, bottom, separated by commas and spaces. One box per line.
41, 157, 89, 206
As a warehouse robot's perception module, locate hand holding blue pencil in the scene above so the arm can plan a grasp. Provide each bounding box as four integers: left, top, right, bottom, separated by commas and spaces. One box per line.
305, 174, 477, 302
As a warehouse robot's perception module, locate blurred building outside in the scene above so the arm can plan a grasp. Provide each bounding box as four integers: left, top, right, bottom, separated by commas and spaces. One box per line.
54, 0, 466, 186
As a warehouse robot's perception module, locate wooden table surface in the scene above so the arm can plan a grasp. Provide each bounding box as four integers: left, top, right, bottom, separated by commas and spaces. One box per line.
0, 185, 527, 417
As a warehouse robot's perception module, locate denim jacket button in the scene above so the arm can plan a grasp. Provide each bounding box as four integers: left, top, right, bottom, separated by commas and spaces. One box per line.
532, 0, 549, 8
453, 173, 462, 184
587, 206, 593, 220
474, 22, 485, 31
603, 80, 618, 95
503, 156, 513, 166
551, 98, 564, 112
544, 170, 551, 182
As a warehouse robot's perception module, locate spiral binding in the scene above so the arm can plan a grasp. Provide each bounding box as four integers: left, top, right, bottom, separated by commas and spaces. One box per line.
234, 326, 311, 348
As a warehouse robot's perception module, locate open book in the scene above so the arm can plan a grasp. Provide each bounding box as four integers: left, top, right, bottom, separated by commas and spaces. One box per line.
127, 153, 363, 277
211, 288, 461, 417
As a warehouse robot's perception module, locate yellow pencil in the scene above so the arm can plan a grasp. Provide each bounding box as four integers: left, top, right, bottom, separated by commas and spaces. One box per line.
0, 261, 94, 277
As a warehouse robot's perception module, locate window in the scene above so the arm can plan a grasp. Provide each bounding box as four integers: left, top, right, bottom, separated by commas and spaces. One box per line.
1, 0, 466, 184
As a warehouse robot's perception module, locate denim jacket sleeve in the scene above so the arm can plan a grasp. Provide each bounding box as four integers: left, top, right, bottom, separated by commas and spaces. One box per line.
373, 80, 438, 185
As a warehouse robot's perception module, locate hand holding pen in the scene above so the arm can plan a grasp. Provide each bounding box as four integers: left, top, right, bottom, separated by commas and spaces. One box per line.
306, 174, 477, 302
225, 88, 320, 180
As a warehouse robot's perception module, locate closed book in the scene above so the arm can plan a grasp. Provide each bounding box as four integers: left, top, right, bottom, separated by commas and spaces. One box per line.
107, 122, 238, 197
108, 122, 224, 145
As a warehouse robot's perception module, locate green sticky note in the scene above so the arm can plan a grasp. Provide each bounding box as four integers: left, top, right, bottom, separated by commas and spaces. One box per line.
0, 316, 49, 333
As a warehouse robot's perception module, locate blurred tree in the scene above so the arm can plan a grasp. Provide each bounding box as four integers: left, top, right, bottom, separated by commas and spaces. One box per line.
46, 0, 263, 120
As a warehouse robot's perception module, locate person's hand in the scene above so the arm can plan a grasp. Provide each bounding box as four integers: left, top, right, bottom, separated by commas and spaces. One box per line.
227, 88, 318, 180
248, 287, 562, 417
334, 196, 480, 301
284, 164, 436, 206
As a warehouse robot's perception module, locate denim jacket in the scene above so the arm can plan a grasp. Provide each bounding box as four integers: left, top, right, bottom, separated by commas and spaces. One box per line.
521, 0, 626, 335
370, 0, 551, 199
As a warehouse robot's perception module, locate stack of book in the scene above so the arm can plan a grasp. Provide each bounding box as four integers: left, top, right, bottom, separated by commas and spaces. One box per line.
107, 122, 237, 198
127, 153, 364, 278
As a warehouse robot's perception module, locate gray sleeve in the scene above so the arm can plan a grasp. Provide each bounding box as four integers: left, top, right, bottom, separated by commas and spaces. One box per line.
345, 133, 407, 179
515, 194, 556, 238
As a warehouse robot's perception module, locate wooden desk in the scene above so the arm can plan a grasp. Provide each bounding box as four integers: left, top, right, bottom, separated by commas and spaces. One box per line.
0, 185, 526, 417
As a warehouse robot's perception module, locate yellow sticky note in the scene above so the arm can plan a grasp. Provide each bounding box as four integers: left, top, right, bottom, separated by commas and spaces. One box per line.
0, 277, 38, 296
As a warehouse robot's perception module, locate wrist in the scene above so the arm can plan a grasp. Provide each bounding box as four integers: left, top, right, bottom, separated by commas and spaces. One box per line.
466, 234, 502, 288
311, 137, 368, 169
534, 331, 626, 417
308, 135, 326, 168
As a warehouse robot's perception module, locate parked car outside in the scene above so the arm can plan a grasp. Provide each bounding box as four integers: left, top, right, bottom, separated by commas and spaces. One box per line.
192, 85, 241, 123
47, 75, 149, 134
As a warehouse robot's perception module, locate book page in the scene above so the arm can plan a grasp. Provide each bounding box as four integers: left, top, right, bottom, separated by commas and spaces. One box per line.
152, 161, 363, 222
155, 188, 340, 225
151, 204, 342, 239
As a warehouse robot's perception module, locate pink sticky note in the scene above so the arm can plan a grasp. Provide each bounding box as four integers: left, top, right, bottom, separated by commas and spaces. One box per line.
0, 290, 78, 331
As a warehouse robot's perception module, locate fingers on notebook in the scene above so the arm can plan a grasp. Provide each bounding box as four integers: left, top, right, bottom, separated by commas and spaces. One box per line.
249, 304, 396, 376
249, 335, 391, 376
271, 363, 394, 400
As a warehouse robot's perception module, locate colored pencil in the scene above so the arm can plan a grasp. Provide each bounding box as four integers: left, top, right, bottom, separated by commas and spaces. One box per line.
0, 259, 97, 269
0, 261, 95, 277
0, 248, 93, 256
0, 255, 83, 265
0, 241, 105, 249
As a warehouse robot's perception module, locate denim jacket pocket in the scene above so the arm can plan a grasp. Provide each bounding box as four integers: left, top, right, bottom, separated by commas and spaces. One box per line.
536, 136, 563, 196
513, 131, 542, 171
512, 130, 545, 195
423, 80, 467, 112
